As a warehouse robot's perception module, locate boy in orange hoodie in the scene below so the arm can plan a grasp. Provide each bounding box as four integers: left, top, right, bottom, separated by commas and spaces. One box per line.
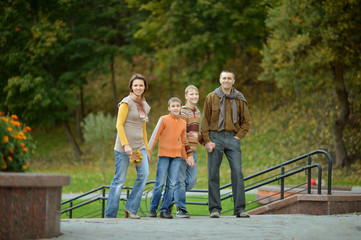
148, 97, 192, 219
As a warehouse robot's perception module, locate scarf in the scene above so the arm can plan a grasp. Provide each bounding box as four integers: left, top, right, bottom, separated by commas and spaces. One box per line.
128, 92, 149, 122
213, 86, 247, 131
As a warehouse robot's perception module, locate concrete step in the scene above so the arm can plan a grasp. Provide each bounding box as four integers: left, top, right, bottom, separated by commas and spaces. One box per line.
249, 193, 361, 215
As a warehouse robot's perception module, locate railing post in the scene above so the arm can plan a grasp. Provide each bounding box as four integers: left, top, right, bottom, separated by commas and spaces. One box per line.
280, 166, 285, 199
102, 187, 106, 218
326, 151, 332, 195
317, 165, 322, 195
70, 201, 73, 219
307, 156, 312, 194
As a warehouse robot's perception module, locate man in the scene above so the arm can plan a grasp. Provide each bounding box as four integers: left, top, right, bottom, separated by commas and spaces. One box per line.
201, 70, 251, 218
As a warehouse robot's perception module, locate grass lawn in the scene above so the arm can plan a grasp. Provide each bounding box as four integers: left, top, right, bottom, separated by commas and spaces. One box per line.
61, 193, 261, 219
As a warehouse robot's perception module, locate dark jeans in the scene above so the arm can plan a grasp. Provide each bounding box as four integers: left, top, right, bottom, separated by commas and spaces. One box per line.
207, 131, 246, 215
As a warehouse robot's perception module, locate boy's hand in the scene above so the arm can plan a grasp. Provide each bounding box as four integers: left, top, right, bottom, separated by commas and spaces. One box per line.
186, 156, 196, 167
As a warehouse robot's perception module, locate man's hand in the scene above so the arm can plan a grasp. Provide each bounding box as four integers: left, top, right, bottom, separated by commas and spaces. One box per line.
205, 142, 216, 153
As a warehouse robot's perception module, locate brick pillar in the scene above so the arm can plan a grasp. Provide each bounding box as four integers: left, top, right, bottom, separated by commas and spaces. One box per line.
0, 173, 70, 240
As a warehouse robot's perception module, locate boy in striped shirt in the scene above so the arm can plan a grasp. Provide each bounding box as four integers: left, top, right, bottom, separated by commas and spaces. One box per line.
173, 85, 202, 218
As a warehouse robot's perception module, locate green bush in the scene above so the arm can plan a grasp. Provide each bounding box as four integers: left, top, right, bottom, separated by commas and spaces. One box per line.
81, 112, 116, 184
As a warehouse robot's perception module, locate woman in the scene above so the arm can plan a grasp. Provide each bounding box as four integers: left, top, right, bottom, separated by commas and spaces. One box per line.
105, 73, 151, 219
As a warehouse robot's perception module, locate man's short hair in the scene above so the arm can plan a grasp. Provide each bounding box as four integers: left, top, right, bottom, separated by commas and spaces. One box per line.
220, 70, 235, 80
168, 97, 182, 106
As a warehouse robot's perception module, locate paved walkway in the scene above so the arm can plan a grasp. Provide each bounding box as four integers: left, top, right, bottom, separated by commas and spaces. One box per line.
45, 214, 360, 240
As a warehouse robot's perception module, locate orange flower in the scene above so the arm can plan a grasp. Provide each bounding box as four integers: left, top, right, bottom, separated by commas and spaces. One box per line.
1, 161, 6, 170
3, 135, 9, 143
20, 142, 25, 148
8, 127, 12, 132
22, 136, 27, 140
19, 132, 25, 136
11, 114, 18, 120
0, 112, 3, 116
8, 149, 14, 155
23, 148, 28, 153
8, 156, 12, 162
10, 120, 21, 127
25, 126, 31, 132
22, 164, 27, 170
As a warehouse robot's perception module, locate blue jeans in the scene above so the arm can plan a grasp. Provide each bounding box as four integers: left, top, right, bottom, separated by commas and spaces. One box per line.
150, 156, 181, 213
174, 152, 198, 210
207, 131, 246, 215
105, 149, 149, 217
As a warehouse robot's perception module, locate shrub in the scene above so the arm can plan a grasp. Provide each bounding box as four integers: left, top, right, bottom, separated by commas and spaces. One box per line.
81, 111, 116, 184
0, 112, 36, 172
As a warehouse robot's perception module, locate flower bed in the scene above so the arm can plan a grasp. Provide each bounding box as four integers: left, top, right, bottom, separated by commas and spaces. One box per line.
0, 113, 35, 172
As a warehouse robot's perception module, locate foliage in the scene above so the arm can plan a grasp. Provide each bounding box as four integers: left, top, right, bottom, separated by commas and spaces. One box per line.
0, 113, 36, 172
0, 0, 77, 125
81, 111, 116, 184
129, 150, 143, 167
81, 112, 116, 144
259, 0, 361, 167
129, 0, 267, 89
260, 0, 361, 94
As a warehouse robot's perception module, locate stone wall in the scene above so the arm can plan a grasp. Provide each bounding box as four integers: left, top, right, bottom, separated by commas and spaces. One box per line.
0, 173, 70, 240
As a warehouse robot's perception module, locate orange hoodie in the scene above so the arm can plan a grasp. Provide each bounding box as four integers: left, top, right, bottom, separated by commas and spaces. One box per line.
149, 114, 188, 159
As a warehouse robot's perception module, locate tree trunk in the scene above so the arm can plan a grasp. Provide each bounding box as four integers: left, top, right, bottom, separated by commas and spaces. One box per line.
330, 62, 350, 168
75, 94, 84, 143
64, 121, 82, 160
110, 55, 118, 115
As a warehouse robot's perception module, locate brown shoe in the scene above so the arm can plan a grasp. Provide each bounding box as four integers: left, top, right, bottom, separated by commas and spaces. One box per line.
124, 208, 140, 219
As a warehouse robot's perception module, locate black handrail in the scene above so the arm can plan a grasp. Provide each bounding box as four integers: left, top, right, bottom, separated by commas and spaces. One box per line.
61, 149, 332, 218
186, 163, 323, 205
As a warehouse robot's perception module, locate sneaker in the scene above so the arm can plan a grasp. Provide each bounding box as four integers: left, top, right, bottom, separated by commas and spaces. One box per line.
149, 210, 157, 218
210, 211, 220, 218
176, 208, 190, 218
168, 202, 175, 214
236, 212, 250, 218
160, 211, 173, 219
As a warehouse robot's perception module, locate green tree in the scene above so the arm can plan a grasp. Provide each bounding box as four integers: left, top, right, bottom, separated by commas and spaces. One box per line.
128, 0, 267, 93
1, 0, 131, 158
260, 0, 361, 167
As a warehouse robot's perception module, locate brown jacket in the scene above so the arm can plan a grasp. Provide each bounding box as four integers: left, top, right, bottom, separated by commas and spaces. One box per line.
201, 92, 251, 144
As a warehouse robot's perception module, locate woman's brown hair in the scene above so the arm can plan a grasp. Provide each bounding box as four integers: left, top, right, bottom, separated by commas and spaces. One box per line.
129, 73, 148, 96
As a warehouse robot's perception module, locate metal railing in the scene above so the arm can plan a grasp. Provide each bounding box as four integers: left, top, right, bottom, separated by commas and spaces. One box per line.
61, 149, 332, 218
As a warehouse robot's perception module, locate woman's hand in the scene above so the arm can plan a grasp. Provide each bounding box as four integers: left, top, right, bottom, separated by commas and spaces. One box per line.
147, 150, 151, 163
124, 144, 132, 155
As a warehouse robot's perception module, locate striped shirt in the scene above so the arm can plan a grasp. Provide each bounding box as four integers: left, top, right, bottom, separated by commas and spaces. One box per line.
181, 105, 201, 153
